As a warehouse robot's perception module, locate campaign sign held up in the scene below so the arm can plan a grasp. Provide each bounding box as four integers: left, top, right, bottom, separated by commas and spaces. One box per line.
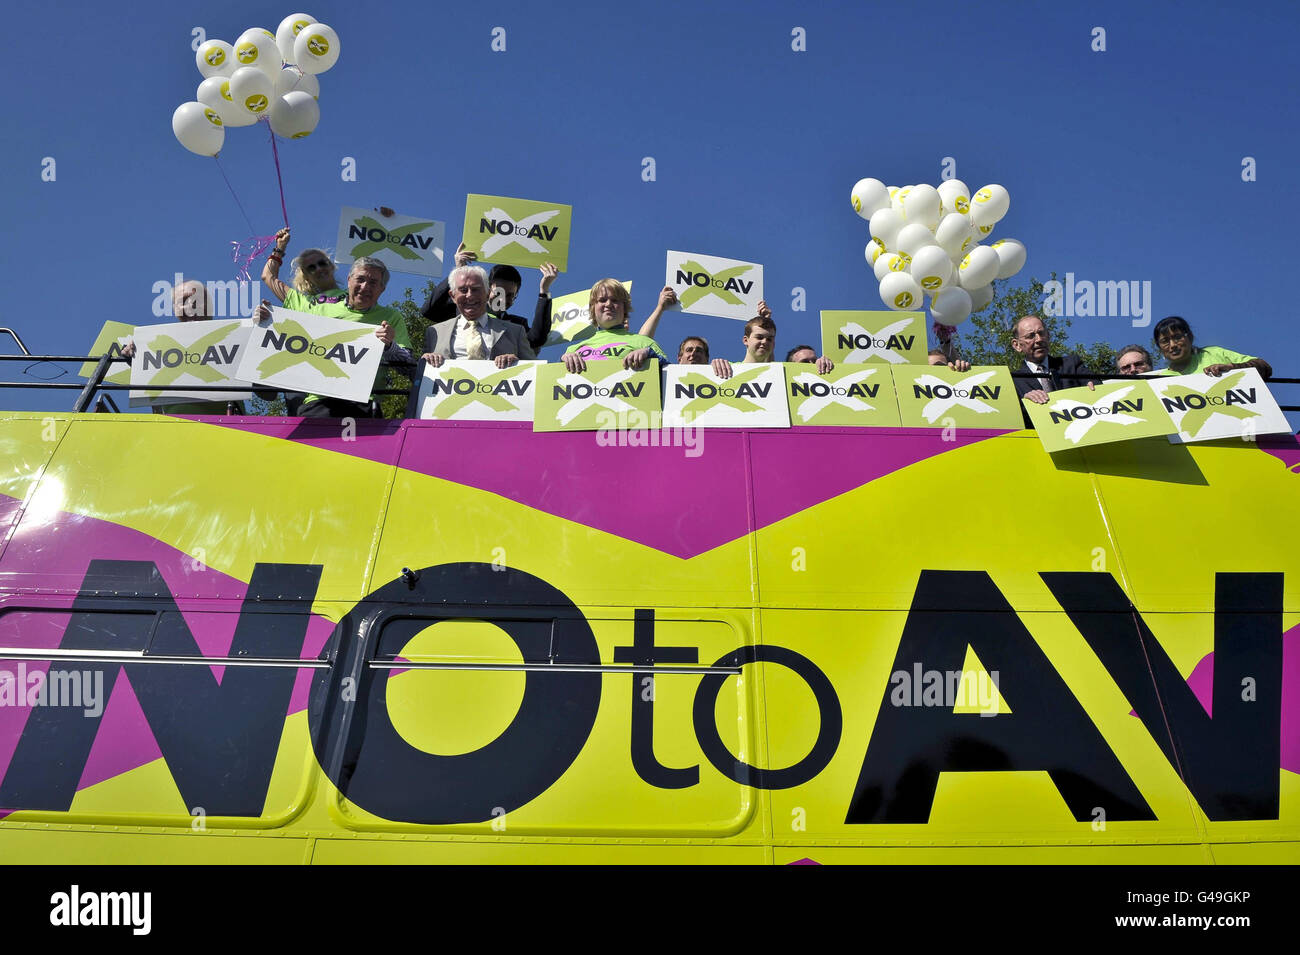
533, 360, 661, 432
336, 206, 446, 278
662, 363, 789, 429
665, 251, 764, 322
129, 320, 253, 407
82, 320, 135, 385
820, 310, 926, 365
545, 281, 632, 347
784, 363, 902, 427
891, 365, 1023, 430
1147, 368, 1291, 444
416, 360, 542, 421
462, 194, 572, 271
1025, 380, 1178, 453
236, 308, 384, 404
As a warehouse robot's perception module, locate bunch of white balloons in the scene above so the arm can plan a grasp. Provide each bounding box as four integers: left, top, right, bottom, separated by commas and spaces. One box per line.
172, 13, 341, 157
850, 177, 1026, 325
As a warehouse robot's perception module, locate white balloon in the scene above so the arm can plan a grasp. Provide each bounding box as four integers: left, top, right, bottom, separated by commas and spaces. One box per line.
851, 177, 891, 220
890, 185, 912, 214
865, 240, 884, 266
274, 67, 320, 99
233, 29, 282, 79
874, 251, 909, 281
276, 13, 317, 64
930, 287, 973, 325
205, 76, 257, 126
935, 212, 975, 255
869, 207, 904, 250
909, 246, 954, 294
900, 183, 941, 230
172, 101, 225, 156
197, 76, 242, 125
991, 238, 1027, 279
229, 66, 274, 118
896, 222, 939, 255
879, 272, 923, 311
957, 246, 1000, 289
195, 40, 235, 78
967, 283, 995, 313
936, 178, 970, 216
294, 23, 340, 74
969, 184, 1010, 227
269, 91, 321, 139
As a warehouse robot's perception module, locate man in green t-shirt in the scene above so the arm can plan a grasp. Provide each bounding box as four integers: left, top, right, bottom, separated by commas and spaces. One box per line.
1151, 316, 1272, 379
561, 278, 668, 373
261, 256, 413, 417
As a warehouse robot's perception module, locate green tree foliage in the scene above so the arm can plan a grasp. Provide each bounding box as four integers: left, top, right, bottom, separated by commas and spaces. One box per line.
950, 273, 1117, 375
378, 281, 435, 419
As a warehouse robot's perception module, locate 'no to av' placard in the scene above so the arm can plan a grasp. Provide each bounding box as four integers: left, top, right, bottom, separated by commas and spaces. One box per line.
462, 194, 572, 271
666, 251, 764, 322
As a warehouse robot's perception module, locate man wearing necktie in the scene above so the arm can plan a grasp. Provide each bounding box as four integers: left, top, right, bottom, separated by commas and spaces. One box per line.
422, 265, 536, 368
1010, 314, 1094, 426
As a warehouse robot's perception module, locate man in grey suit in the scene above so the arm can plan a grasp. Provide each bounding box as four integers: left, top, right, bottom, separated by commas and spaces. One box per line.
421, 265, 536, 368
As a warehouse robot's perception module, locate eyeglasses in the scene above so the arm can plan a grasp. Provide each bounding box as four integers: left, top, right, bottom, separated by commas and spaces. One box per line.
1156, 330, 1188, 345
303, 260, 331, 273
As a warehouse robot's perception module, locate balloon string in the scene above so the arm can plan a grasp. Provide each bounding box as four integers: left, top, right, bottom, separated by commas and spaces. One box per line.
213, 154, 257, 236
268, 125, 289, 227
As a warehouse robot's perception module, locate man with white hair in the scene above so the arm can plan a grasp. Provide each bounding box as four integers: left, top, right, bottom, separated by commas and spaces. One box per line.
422, 264, 536, 367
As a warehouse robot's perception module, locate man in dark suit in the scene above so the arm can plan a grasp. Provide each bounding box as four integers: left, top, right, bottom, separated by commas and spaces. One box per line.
421, 265, 535, 368
420, 243, 556, 350
1011, 314, 1094, 425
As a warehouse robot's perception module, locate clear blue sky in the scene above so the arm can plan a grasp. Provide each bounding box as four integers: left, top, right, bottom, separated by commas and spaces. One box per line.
3, 0, 1297, 419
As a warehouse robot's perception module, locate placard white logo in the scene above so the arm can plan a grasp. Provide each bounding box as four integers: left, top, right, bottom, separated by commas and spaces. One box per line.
479, 207, 561, 258
790, 369, 879, 421
911, 370, 1001, 422
839, 318, 916, 364
551, 369, 646, 425
1048, 385, 1146, 443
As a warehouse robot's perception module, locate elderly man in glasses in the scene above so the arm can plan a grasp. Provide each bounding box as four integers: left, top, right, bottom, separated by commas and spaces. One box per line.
1151, 316, 1273, 379
1010, 315, 1094, 404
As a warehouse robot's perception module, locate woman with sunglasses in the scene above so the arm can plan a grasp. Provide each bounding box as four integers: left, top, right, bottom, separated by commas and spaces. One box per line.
261, 227, 347, 308
1151, 316, 1273, 379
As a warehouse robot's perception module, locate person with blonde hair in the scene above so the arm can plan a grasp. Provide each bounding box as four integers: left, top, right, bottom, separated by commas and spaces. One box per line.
262, 227, 346, 306
561, 280, 671, 372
